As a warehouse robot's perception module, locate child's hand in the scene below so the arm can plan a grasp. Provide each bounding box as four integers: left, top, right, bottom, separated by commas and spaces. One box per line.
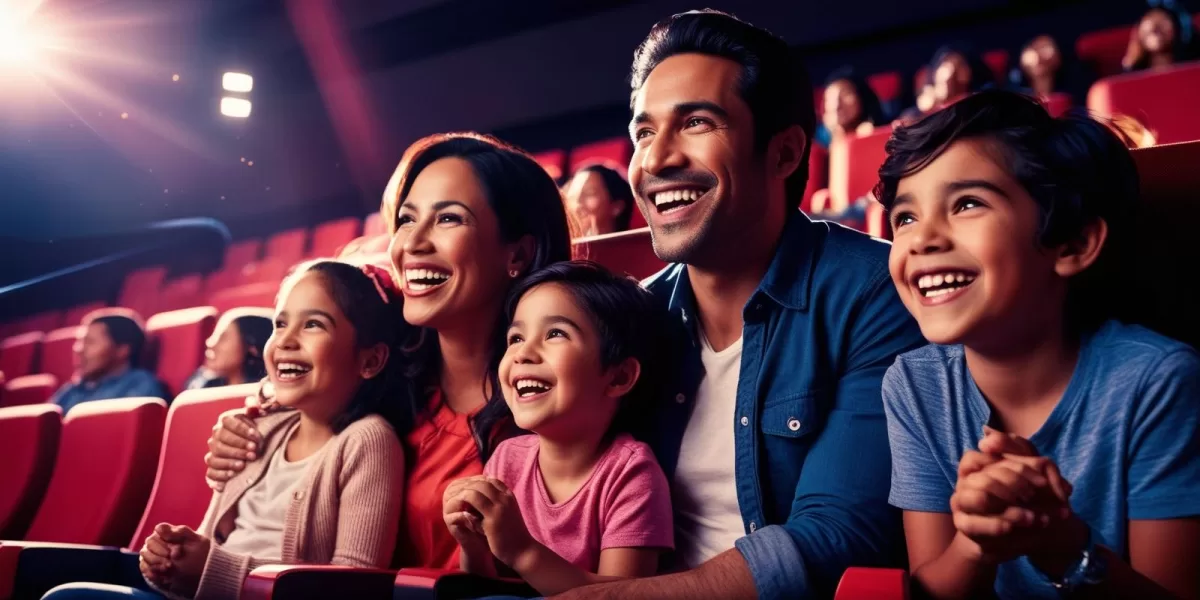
139, 531, 176, 588
152, 523, 212, 595
452, 476, 537, 570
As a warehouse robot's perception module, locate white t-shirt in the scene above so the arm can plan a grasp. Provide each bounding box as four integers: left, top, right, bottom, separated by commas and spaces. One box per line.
221, 433, 321, 560
672, 333, 745, 568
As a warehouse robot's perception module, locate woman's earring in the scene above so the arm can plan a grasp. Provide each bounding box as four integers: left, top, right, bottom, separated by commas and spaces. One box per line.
508, 269, 519, 278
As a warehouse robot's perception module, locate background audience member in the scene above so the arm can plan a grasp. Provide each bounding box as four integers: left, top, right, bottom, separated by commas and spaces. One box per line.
51, 310, 167, 413
183, 310, 272, 391
816, 67, 885, 148
1122, 5, 1196, 72
563, 164, 636, 237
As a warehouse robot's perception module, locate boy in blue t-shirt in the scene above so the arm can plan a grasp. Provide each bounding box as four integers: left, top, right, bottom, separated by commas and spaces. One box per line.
877, 89, 1200, 599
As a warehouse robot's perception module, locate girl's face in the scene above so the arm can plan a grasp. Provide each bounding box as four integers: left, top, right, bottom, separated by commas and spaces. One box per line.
1139, 9, 1177, 54
390, 157, 524, 330
204, 324, 246, 380
265, 272, 367, 415
498, 283, 634, 438
822, 80, 864, 132
564, 171, 622, 236
1020, 36, 1061, 78
934, 53, 971, 103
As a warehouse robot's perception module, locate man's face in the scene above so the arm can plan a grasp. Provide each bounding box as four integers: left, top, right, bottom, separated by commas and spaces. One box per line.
628, 53, 774, 266
74, 322, 126, 381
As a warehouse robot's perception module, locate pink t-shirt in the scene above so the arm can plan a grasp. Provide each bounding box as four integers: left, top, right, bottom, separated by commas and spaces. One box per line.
484, 433, 674, 571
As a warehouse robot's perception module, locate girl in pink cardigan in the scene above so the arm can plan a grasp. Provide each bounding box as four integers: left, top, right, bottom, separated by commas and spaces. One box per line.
43, 260, 411, 600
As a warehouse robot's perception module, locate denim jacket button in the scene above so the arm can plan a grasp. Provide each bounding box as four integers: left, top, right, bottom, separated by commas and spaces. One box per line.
749, 521, 757, 532
674, 393, 686, 404
740, 416, 749, 426
787, 418, 801, 431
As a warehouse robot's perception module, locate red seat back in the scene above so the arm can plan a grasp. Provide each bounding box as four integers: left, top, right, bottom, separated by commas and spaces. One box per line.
1088, 63, 1200, 145
0, 404, 62, 538
532, 149, 566, 182
363, 213, 387, 238
829, 126, 893, 210
40, 326, 80, 385
311, 217, 363, 259
224, 239, 262, 271
127, 384, 256, 550
866, 71, 902, 105
62, 303, 105, 328
1041, 92, 1073, 118
209, 283, 280, 314
574, 228, 667, 280
146, 308, 218, 395
0, 332, 43, 379
568, 138, 632, 175
25, 397, 166, 545
981, 49, 1010, 84
2, 374, 58, 408
240, 258, 292, 286
265, 228, 308, 265
158, 275, 205, 313
1076, 25, 1138, 78
802, 143, 830, 215
118, 267, 168, 319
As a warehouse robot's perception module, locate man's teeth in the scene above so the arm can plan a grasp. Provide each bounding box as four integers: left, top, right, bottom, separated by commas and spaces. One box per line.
514, 379, 552, 397
652, 189, 704, 207
405, 269, 450, 291
916, 272, 977, 297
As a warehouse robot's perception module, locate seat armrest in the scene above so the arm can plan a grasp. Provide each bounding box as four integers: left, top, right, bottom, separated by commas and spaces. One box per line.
0, 541, 140, 600
242, 564, 398, 600
393, 568, 538, 600
834, 567, 909, 600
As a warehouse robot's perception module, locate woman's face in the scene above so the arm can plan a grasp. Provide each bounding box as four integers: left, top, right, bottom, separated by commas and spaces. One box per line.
204, 325, 246, 380
1139, 9, 1177, 54
934, 53, 971, 103
1020, 36, 1062, 78
822, 80, 864, 132
389, 157, 518, 331
564, 171, 623, 236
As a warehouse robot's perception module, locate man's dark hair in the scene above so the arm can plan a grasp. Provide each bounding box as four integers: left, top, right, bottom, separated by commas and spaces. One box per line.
876, 89, 1140, 329
90, 314, 147, 367
630, 9, 815, 206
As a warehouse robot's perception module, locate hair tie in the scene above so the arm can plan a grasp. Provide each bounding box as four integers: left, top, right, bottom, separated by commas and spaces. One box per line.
361, 264, 395, 305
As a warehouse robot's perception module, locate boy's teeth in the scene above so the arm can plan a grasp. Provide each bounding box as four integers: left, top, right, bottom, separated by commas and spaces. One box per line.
916, 271, 977, 296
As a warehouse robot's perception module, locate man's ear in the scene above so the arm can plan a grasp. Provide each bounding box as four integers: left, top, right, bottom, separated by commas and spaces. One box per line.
768, 124, 807, 183
604, 357, 641, 399
359, 344, 390, 380
1053, 218, 1108, 278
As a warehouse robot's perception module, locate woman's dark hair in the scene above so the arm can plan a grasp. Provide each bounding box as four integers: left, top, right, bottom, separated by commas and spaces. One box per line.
276, 260, 416, 435
823, 66, 885, 128
629, 9, 815, 207
875, 89, 1140, 330
575, 164, 636, 232
491, 261, 672, 440
379, 132, 573, 461
230, 314, 272, 383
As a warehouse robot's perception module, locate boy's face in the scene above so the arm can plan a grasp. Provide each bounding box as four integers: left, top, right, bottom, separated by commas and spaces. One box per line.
499, 283, 627, 438
887, 138, 1064, 348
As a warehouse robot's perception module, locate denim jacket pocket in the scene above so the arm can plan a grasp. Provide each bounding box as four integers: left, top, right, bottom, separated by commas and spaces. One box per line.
760, 391, 822, 438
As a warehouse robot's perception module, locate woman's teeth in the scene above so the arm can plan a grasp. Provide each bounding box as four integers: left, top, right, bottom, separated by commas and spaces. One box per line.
405, 268, 450, 291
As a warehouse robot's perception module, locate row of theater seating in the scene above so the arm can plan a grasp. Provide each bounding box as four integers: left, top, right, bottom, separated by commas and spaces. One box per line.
0, 385, 888, 599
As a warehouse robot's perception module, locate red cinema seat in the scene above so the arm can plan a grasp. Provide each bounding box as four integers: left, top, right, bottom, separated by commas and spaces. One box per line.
265, 228, 308, 265
0, 332, 43, 379
210, 283, 279, 314
204, 267, 239, 297
1088, 63, 1200, 145
981, 49, 1009, 84
829, 125, 893, 211
803, 143, 830, 215
224, 239, 263, 271
61, 303, 104, 329
40, 326, 80, 386
311, 217, 363, 259
866, 71, 902, 105
363, 212, 387, 238
835, 567, 909, 600
240, 258, 292, 286
21, 397, 166, 545
574, 228, 667, 280
158, 274, 204, 313
0, 404, 61, 539
532, 149, 566, 182
0, 387, 253, 599
1041, 92, 1073, 118
2, 374, 58, 408
568, 138, 632, 174
1077, 25, 1136, 78
146, 307, 217, 395
118, 267, 167, 319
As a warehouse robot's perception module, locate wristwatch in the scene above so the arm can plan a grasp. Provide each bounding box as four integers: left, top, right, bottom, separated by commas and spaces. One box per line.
1051, 529, 1108, 594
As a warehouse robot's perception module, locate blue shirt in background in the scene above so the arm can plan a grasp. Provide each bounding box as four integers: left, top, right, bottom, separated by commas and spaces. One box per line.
644, 214, 926, 600
51, 367, 168, 414
883, 320, 1200, 599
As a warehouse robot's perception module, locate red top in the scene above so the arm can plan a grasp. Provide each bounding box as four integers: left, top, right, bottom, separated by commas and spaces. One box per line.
393, 391, 483, 569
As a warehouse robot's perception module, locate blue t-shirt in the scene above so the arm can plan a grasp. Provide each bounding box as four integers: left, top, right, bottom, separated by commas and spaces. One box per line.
51, 367, 168, 414
883, 320, 1200, 599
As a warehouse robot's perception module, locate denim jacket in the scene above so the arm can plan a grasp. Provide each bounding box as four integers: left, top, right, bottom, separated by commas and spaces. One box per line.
643, 214, 926, 599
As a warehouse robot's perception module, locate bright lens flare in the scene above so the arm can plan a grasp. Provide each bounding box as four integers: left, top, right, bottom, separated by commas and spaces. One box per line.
0, 10, 39, 66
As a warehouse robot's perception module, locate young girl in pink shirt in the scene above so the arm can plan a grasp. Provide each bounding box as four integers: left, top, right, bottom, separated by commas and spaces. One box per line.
442, 261, 674, 596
